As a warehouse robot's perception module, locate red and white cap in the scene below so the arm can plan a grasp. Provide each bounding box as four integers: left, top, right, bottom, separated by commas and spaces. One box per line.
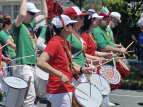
52, 15, 77, 28
110, 12, 121, 23
63, 6, 87, 18
27, 2, 41, 13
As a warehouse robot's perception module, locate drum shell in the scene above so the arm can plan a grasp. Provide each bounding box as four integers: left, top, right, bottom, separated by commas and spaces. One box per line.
116, 61, 130, 79
34, 73, 48, 96
1, 77, 27, 107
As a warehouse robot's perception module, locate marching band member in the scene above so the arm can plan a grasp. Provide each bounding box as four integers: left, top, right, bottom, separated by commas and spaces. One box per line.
11, 0, 47, 106
0, 15, 16, 77
93, 6, 127, 106
37, 14, 93, 107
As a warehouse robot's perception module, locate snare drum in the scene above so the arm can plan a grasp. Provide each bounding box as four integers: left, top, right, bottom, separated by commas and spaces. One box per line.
72, 83, 102, 107
35, 67, 49, 97
0, 76, 27, 107
89, 73, 110, 96
116, 58, 130, 79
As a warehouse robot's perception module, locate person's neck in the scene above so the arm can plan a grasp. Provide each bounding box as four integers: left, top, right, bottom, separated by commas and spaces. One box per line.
60, 34, 68, 40
3, 28, 7, 32
74, 26, 80, 34
89, 26, 94, 33
23, 19, 29, 24
108, 21, 112, 28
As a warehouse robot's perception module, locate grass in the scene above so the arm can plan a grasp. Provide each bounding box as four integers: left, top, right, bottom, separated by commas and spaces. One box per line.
121, 66, 143, 89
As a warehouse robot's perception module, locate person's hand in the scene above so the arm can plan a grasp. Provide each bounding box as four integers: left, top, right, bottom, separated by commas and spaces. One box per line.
2, 57, 12, 64
98, 57, 108, 63
60, 73, 70, 84
132, 34, 136, 41
115, 44, 122, 48
140, 44, 143, 47
82, 67, 95, 74
106, 53, 116, 58
119, 47, 127, 54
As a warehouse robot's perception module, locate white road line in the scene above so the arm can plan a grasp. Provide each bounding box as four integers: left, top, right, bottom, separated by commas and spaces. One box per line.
110, 94, 143, 98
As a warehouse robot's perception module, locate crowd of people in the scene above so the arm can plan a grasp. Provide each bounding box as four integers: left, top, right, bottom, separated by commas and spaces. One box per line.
0, 0, 142, 107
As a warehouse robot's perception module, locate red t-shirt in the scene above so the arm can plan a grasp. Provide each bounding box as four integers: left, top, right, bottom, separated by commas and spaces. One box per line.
44, 37, 74, 94
81, 32, 97, 56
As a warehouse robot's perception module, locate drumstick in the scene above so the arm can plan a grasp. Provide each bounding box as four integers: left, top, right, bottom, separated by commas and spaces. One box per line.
111, 51, 116, 69
127, 50, 135, 53
126, 53, 131, 57
24, 76, 32, 99
91, 60, 94, 86
12, 55, 34, 61
69, 83, 89, 96
0, 43, 9, 49
126, 41, 134, 50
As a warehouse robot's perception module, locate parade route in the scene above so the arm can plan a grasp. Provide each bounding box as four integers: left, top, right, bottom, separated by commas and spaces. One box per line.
37, 89, 143, 107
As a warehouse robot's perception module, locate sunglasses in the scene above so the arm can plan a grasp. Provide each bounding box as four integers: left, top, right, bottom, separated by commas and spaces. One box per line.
67, 23, 74, 27
27, 11, 36, 16
80, 15, 84, 19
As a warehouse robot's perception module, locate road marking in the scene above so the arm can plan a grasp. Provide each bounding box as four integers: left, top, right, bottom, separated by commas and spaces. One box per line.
110, 94, 143, 98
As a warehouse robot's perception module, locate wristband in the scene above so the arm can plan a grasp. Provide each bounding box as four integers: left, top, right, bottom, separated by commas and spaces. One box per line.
80, 67, 83, 74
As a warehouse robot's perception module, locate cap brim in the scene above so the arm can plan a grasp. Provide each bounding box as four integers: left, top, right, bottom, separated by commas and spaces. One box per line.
29, 9, 41, 13
69, 20, 78, 24
92, 13, 103, 19
77, 13, 88, 16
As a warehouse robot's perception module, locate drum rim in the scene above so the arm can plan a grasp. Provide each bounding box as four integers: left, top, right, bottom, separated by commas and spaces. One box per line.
89, 73, 111, 95
35, 67, 49, 81
74, 82, 102, 107
99, 65, 121, 84
117, 59, 130, 71
3, 76, 28, 89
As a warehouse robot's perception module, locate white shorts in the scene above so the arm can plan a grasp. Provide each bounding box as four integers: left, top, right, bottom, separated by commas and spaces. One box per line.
47, 92, 72, 107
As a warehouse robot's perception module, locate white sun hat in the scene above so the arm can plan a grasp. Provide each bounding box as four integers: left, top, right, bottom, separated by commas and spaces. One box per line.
27, 2, 41, 13
52, 15, 78, 28
110, 12, 121, 23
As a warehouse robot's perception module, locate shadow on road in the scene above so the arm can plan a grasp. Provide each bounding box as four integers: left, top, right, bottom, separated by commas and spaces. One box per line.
138, 103, 143, 106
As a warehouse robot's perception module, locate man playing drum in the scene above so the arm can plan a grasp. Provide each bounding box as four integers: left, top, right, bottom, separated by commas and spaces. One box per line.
93, 6, 127, 106
12, 0, 47, 107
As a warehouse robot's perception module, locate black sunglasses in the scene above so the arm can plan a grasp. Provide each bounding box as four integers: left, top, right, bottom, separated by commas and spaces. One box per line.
67, 23, 74, 27
27, 11, 36, 16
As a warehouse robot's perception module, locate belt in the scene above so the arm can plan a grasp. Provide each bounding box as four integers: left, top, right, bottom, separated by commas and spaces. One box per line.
26, 64, 36, 67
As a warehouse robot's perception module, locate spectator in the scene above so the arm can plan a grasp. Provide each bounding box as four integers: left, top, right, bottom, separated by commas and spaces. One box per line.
0, 18, 3, 32
0, 11, 3, 18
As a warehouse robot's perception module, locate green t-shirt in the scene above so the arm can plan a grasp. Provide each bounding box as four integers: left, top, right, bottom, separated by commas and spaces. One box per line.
39, 25, 47, 55
93, 26, 117, 66
0, 30, 16, 57
12, 18, 37, 64
106, 27, 114, 43
67, 33, 85, 67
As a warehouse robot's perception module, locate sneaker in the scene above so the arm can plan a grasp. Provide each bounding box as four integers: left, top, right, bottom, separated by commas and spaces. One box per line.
109, 101, 115, 106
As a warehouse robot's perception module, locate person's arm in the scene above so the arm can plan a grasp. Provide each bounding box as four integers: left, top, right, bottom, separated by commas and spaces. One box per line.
100, 45, 127, 53
37, 37, 46, 51
15, 0, 27, 27
96, 51, 115, 58
37, 52, 69, 84
132, 34, 138, 43
2, 57, 12, 64
36, 0, 48, 24
4, 40, 16, 50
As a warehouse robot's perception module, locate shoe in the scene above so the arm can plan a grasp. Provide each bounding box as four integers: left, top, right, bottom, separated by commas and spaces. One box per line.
109, 101, 115, 106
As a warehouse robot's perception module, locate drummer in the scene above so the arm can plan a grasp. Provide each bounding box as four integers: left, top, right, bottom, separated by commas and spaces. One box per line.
0, 15, 16, 77
93, 6, 127, 106
37, 14, 93, 107
11, 1, 47, 107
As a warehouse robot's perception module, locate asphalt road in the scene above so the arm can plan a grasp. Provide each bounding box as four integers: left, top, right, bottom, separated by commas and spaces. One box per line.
37, 89, 143, 107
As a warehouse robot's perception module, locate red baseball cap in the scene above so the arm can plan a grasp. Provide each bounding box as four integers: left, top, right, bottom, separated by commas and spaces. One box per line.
63, 6, 87, 18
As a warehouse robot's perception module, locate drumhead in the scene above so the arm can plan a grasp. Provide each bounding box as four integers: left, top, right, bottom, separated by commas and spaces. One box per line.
75, 83, 102, 107
99, 65, 121, 84
4, 76, 27, 89
35, 67, 49, 81
89, 73, 110, 95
